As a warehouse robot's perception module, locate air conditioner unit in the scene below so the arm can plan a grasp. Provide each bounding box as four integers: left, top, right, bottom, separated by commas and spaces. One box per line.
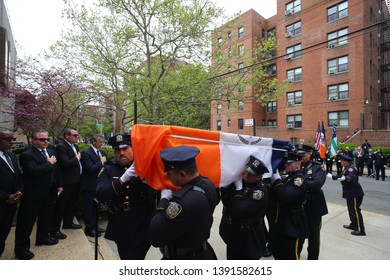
285, 54, 294, 60
328, 69, 337, 75
329, 96, 338, 101
285, 31, 293, 38
285, 9, 293, 15
328, 43, 337, 48
286, 78, 295, 83
287, 101, 295, 106
378, 102, 382, 106
286, 123, 295, 129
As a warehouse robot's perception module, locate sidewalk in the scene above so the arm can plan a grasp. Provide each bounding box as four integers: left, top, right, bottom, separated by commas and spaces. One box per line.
1, 202, 390, 260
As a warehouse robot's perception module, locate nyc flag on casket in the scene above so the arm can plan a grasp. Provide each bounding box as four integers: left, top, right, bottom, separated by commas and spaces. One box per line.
131, 124, 292, 190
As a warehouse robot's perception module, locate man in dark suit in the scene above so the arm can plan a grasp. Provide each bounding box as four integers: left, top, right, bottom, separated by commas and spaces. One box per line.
80, 133, 107, 237
51, 128, 82, 235
14, 129, 63, 260
0, 128, 23, 258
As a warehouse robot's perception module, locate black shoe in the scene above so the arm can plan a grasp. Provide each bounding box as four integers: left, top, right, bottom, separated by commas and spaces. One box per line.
97, 227, 106, 233
50, 230, 67, 240
85, 228, 101, 237
15, 250, 35, 260
63, 223, 82, 229
263, 248, 272, 258
35, 236, 59, 246
343, 224, 354, 230
351, 230, 366, 236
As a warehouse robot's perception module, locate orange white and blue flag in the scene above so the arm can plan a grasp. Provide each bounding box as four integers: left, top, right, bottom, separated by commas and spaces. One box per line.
131, 124, 292, 190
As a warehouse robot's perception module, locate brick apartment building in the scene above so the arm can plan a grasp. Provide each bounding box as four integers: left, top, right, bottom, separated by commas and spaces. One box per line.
211, 0, 390, 146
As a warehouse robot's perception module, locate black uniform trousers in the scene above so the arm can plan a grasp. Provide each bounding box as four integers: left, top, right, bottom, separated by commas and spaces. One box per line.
15, 194, 56, 253
346, 196, 365, 232
375, 165, 386, 181
0, 204, 17, 256
270, 234, 305, 260
52, 182, 80, 229
305, 214, 322, 260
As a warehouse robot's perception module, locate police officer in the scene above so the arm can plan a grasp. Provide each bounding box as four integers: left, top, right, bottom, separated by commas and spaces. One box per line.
269, 151, 309, 260
328, 154, 365, 236
374, 149, 388, 181
335, 149, 343, 175
219, 155, 269, 260
325, 146, 334, 174
148, 145, 219, 260
96, 134, 156, 259
295, 144, 328, 260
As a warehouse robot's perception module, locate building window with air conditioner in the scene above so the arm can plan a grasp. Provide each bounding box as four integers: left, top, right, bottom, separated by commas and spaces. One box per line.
327, 28, 348, 48
286, 21, 301, 38
238, 44, 245, 56
267, 64, 277, 76
328, 56, 348, 74
327, 1, 348, 23
286, 114, 302, 129
267, 101, 277, 112
238, 26, 244, 38
286, 67, 302, 83
328, 111, 349, 127
286, 44, 302, 60
217, 103, 222, 114
267, 120, 277, 126
287, 91, 302, 106
285, 0, 301, 15
238, 100, 244, 112
238, 62, 244, 74
328, 83, 349, 100
217, 120, 222, 131
238, 118, 244, 130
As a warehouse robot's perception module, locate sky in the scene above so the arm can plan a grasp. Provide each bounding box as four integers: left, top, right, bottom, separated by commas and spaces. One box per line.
4, 0, 276, 57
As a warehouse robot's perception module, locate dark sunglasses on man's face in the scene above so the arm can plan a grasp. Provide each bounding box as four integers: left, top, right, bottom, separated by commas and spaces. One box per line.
36, 138, 50, 142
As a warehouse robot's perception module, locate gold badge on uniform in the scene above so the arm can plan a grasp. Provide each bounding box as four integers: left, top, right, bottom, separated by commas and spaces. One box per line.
294, 177, 304, 187
252, 190, 264, 200
166, 202, 182, 220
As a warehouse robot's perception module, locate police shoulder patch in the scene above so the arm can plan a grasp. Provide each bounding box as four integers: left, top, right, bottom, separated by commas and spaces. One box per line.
293, 177, 304, 187
348, 168, 354, 172
252, 190, 264, 200
166, 202, 182, 220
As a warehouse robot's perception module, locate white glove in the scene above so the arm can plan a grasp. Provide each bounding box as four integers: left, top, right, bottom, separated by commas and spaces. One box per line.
160, 189, 172, 200
326, 173, 333, 179
271, 170, 281, 183
233, 178, 243, 191
337, 175, 346, 181
120, 163, 136, 182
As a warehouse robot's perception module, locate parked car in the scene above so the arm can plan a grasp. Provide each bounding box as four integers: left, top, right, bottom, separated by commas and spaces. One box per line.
12, 142, 26, 148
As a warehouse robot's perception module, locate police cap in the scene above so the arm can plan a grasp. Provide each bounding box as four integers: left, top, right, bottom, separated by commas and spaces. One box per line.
160, 145, 200, 172
294, 144, 313, 153
246, 155, 269, 176
341, 154, 353, 162
108, 134, 131, 149
285, 151, 303, 163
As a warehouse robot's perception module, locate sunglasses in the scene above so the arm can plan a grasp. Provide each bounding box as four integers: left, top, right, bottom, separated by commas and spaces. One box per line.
72, 134, 79, 137
36, 138, 50, 142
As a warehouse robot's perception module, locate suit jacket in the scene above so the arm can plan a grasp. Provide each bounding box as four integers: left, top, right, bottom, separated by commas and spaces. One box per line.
18, 146, 62, 201
80, 146, 107, 192
56, 139, 81, 185
0, 151, 23, 211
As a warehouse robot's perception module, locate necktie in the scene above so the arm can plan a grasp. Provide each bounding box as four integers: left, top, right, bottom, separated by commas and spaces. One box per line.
97, 149, 101, 157
4, 152, 14, 172
41, 149, 48, 158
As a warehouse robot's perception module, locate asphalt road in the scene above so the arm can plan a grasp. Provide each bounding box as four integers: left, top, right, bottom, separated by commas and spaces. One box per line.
322, 175, 390, 216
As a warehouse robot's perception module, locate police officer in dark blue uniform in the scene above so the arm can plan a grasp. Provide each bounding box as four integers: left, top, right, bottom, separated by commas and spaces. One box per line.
325, 146, 334, 174
269, 151, 309, 260
295, 144, 328, 260
329, 154, 366, 236
219, 155, 269, 260
148, 145, 219, 260
96, 134, 156, 259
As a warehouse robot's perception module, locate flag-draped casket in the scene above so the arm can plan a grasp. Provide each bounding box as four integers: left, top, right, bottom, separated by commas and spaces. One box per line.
131, 124, 292, 190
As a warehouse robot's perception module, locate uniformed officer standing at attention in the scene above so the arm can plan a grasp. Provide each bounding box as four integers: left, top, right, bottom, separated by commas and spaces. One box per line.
269, 151, 309, 260
96, 134, 157, 259
328, 154, 366, 236
219, 155, 269, 260
295, 144, 328, 260
148, 145, 219, 260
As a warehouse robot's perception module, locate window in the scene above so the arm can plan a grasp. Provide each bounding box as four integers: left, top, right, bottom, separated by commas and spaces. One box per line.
238, 118, 244, 130
327, 1, 348, 22
238, 27, 244, 38
327, 28, 348, 47
238, 44, 245, 56
217, 120, 221, 131
238, 62, 244, 74
228, 47, 232, 58
217, 37, 222, 46
217, 103, 222, 114
267, 120, 277, 126
286, 90, 302, 105
267, 101, 277, 112
285, 0, 301, 14
287, 114, 302, 128
286, 44, 302, 59
238, 100, 244, 111
286, 67, 302, 82
286, 21, 301, 37
227, 119, 231, 128
267, 28, 276, 38
328, 56, 348, 74
328, 111, 349, 127
267, 64, 277, 76
228, 31, 232, 39
328, 83, 349, 100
